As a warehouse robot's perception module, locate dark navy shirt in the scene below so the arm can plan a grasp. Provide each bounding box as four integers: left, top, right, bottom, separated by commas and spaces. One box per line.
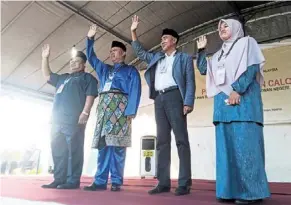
48, 71, 98, 125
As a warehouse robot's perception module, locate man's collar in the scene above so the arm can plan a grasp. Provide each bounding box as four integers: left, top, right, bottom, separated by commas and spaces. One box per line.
70, 70, 85, 75
112, 62, 126, 69
114, 62, 125, 66
165, 50, 177, 57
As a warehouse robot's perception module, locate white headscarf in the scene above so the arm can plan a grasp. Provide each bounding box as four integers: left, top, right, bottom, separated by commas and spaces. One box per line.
206, 19, 265, 97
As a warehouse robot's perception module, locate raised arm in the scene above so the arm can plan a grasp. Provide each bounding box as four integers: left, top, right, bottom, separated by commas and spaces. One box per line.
86, 24, 106, 78
130, 15, 154, 64
41, 44, 65, 87
196, 36, 208, 75
41, 44, 52, 82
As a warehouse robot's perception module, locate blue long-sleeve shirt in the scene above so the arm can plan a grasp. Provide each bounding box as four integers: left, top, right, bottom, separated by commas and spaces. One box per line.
86, 38, 141, 116
196, 50, 264, 124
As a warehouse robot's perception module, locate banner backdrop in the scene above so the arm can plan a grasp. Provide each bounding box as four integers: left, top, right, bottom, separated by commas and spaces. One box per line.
188, 45, 291, 127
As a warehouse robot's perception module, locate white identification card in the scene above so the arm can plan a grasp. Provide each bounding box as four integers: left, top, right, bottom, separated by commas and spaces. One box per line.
56, 84, 64, 94
215, 64, 226, 85
103, 81, 112, 92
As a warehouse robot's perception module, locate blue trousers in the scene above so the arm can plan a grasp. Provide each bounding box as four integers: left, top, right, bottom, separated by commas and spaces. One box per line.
216, 122, 270, 200
94, 146, 126, 186
51, 124, 85, 185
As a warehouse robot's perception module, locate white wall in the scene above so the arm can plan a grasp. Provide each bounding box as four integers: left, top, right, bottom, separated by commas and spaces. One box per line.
82, 101, 291, 182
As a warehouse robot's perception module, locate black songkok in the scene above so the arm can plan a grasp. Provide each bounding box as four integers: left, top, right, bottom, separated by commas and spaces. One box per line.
111, 41, 126, 52
161, 28, 179, 43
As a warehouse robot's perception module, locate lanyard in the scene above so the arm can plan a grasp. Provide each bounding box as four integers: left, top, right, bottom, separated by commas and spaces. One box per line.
63, 72, 82, 84
63, 77, 71, 85
108, 64, 123, 81
218, 37, 241, 62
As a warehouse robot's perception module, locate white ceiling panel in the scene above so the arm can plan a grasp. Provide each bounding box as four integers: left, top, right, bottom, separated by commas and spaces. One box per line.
84, 1, 123, 21
6, 15, 93, 86
107, 8, 131, 26
1, 1, 32, 30
1, 2, 72, 80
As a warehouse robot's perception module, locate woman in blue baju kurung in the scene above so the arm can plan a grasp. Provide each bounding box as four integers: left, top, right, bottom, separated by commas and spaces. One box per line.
196, 19, 270, 204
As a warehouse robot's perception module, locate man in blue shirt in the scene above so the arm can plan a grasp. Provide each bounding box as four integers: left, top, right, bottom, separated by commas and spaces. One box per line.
83, 24, 141, 192
130, 15, 195, 196
41, 44, 98, 189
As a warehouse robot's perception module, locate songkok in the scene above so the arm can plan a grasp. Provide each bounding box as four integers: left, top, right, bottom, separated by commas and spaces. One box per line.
111, 41, 126, 52
161, 28, 179, 43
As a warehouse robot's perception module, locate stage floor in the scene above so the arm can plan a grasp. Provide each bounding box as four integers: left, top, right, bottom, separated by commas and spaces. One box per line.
1, 176, 290, 205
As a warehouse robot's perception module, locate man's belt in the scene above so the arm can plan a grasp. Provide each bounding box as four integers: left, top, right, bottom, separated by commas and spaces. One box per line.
99, 89, 128, 96
157, 86, 178, 95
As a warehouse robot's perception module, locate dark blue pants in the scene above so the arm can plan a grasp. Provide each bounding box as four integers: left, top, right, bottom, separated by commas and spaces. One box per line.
154, 89, 192, 187
51, 124, 85, 185
94, 146, 126, 186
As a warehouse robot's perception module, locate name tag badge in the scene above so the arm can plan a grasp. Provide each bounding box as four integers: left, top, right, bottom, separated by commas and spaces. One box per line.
56, 84, 64, 94
103, 81, 112, 92
56, 77, 71, 94
215, 64, 226, 85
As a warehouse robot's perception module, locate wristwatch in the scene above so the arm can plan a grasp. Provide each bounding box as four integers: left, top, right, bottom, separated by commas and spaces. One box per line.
82, 111, 89, 116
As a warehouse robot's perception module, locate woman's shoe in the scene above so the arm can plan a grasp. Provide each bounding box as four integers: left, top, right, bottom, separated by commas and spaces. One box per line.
235, 199, 263, 204
216, 198, 235, 203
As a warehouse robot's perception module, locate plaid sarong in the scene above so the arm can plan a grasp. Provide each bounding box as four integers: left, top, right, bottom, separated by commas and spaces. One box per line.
92, 92, 132, 149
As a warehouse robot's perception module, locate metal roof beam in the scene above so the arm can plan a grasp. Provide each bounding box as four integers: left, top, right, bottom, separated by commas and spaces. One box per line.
227, 1, 245, 22
227, 1, 246, 34
56, 1, 132, 44
129, 1, 286, 67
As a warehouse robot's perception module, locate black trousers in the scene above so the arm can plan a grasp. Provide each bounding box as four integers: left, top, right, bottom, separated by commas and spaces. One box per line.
154, 89, 192, 187
51, 124, 85, 185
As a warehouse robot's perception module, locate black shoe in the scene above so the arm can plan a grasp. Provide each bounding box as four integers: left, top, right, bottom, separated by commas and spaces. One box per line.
41, 181, 63, 189
174, 186, 191, 196
83, 183, 107, 191
217, 198, 235, 203
111, 184, 121, 192
57, 183, 80, 189
235, 199, 263, 204
148, 185, 171, 195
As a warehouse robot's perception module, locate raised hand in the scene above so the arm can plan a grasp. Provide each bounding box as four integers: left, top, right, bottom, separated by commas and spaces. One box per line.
196, 35, 207, 50
42, 44, 50, 58
131, 15, 139, 32
88, 24, 97, 38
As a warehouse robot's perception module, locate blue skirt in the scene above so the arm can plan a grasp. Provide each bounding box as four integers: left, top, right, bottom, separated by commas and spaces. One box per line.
215, 122, 271, 200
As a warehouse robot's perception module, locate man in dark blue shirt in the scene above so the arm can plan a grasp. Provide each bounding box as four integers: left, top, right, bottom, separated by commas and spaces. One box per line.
41, 44, 98, 189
